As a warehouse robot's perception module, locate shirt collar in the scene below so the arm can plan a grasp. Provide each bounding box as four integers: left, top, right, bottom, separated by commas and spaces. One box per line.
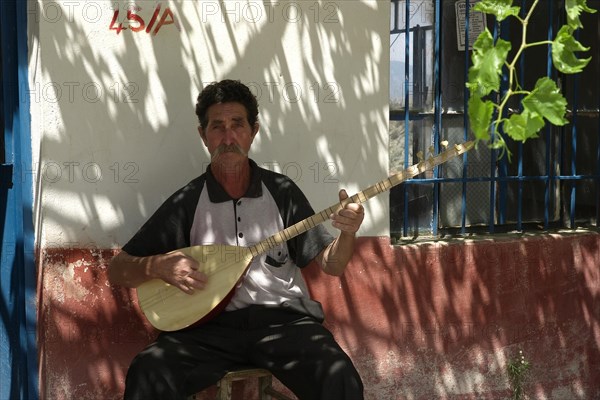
205, 159, 263, 203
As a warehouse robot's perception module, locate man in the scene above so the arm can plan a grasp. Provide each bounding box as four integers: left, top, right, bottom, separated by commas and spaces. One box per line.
109, 79, 365, 400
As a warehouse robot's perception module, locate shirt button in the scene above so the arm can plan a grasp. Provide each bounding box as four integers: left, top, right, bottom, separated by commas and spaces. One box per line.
238, 232, 244, 238
237, 200, 242, 206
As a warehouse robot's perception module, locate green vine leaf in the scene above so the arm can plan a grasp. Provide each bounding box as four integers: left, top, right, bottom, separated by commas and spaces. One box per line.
474, 0, 520, 22
552, 25, 592, 74
468, 94, 495, 141
467, 29, 512, 97
522, 77, 568, 126
466, 0, 596, 157
504, 110, 545, 142
566, 0, 597, 29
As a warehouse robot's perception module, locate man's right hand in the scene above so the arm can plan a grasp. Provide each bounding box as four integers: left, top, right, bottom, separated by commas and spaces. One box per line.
155, 251, 208, 294
108, 250, 208, 294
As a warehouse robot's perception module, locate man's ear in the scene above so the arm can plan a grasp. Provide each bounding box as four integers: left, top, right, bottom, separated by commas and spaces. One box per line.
252, 123, 259, 139
198, 126, 208, 146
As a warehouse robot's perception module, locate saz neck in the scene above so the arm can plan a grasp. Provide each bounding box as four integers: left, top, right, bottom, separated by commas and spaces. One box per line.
248, 141, 474, 257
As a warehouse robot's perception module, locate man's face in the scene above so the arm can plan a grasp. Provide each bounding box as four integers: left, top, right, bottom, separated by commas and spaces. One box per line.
199, 102, 259, 164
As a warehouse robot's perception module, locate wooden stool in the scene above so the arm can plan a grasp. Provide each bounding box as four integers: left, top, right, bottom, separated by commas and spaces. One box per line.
189, 367, 295, 400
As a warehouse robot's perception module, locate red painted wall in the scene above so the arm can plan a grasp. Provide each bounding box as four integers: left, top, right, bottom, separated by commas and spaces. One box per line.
38, 232, 600, 399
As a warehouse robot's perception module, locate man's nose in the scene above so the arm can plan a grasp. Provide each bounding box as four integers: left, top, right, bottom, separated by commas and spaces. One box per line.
221, 126, 235, 144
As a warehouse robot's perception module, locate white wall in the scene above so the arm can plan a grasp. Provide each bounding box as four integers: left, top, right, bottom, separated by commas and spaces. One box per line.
30, 0, 390, 249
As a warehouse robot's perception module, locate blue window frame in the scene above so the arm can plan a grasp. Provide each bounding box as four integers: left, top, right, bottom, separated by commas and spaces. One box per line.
389, 0, 600, 239
0, 1, 37, 399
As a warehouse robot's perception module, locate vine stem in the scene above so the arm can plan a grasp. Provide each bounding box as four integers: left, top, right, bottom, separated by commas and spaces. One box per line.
492, 0, 541, 141
523, 40, 553, 48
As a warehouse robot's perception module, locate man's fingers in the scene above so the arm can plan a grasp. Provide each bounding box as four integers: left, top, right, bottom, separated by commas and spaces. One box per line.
163, 252, 207, 294
330, 188, 365, 233
188, 270, 208, 286
179, 277, 206, 295
338, 189, 363, 213
341, 203, 363, 214
180, 283, 195, 295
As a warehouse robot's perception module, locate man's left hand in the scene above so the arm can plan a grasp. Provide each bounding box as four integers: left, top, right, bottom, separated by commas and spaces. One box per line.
330, 189, 364, 234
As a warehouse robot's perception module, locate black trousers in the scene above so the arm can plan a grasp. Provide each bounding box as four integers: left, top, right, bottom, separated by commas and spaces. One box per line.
123, 305, 364, 400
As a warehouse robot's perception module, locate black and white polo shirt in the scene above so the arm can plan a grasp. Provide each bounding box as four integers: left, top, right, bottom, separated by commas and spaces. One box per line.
122, 160, 334, 311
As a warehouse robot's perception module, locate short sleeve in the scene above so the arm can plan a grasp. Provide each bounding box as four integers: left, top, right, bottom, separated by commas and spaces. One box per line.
122, 177, 205, 257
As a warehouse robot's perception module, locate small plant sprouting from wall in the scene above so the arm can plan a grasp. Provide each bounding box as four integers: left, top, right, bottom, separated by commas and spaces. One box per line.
507, 350, 531, 400
466, 0, 596, 159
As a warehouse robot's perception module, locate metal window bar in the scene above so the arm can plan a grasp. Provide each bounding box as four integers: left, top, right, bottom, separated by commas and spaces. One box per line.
460, 0, 470, 235
595, 41, 600, 224
403, 0, 410, 237
544, 1, 555, 230
389, 0, 600, 238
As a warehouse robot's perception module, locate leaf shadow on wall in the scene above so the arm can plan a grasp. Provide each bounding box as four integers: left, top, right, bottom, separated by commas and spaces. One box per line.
32, 1, 390, 399
31, 1, 600, 400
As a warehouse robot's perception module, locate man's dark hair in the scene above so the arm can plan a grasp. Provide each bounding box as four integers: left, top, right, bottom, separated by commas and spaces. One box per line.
195, 80, 259, 129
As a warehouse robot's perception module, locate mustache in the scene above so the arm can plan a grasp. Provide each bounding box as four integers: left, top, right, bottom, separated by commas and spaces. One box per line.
211, 143, 247, 159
